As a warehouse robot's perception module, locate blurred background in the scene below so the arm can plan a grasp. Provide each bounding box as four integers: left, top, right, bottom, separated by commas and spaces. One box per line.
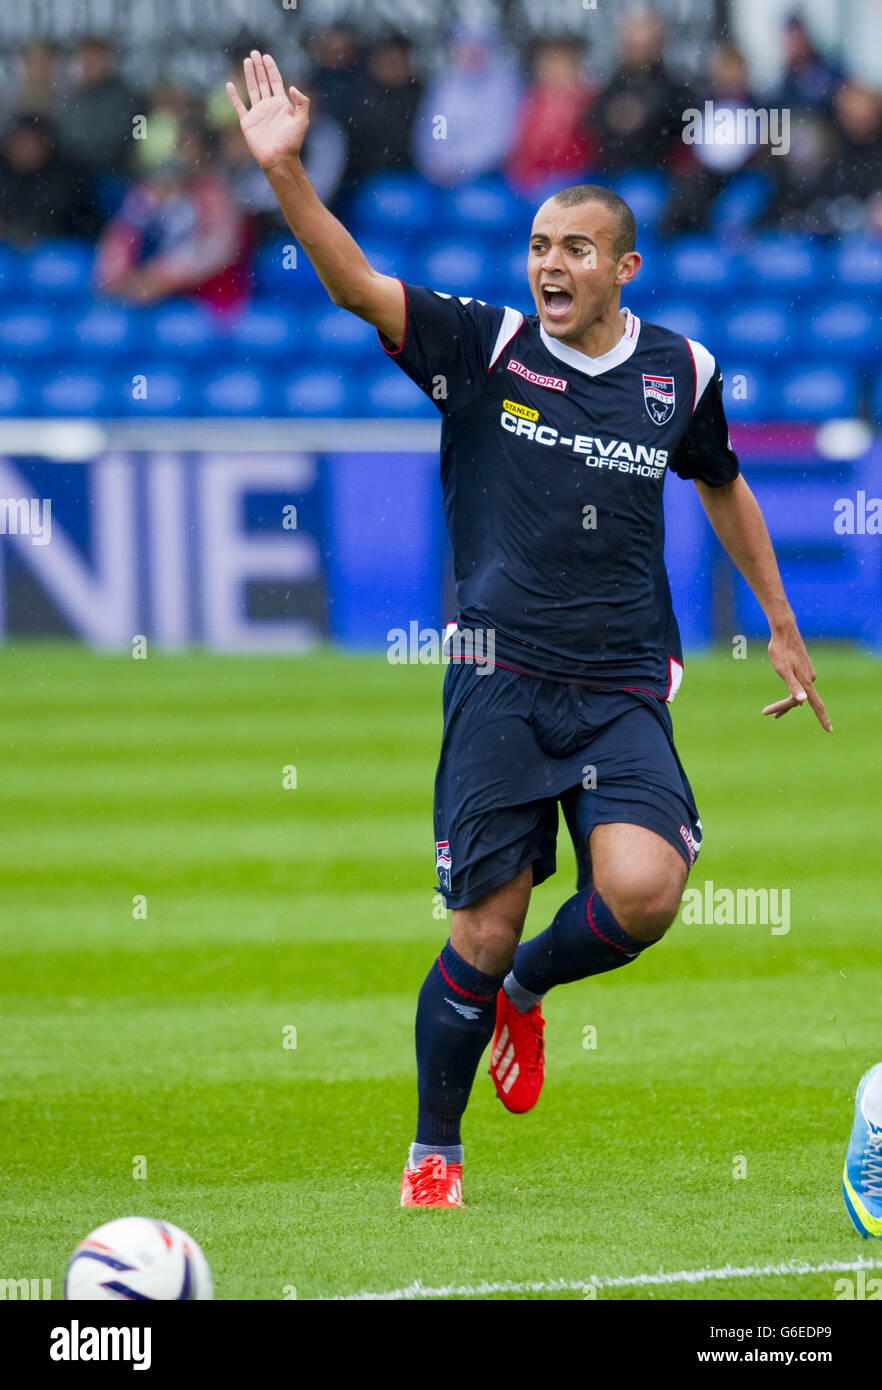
0, 0, 880, 653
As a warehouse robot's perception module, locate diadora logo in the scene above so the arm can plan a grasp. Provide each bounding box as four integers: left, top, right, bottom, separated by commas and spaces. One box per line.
444, 997, 481, 1021
643, 374, 676, 425
507, 358, 568, 393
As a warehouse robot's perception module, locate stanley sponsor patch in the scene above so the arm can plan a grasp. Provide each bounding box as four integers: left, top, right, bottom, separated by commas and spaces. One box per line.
502, 399, 540, 422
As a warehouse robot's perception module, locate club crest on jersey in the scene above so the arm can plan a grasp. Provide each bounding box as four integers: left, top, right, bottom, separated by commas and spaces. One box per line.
642, 374, 676, 426
435, 840, 452, 892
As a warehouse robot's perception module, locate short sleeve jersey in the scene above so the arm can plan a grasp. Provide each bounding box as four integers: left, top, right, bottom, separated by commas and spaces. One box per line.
380, 284, 739, 699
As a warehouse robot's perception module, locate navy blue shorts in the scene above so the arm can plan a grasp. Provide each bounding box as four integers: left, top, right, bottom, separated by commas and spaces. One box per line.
433, 660, 702, 910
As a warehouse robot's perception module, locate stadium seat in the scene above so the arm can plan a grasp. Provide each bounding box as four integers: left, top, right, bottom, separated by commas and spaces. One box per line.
113, 365, 194, 416
740, 235, 824, 293
666, 236, 743, 299
0, 307, 59, 359
199, 367, 278, 417
723, 301, 791, 361
709, 169, 772, 232
650, 301, 711, 343
418, 240, 491, 294
364, 366, 435, 417
149, 301, 219, 359
357, 236, 417, 282
0, 243, 22, 300
70, 303, 138, 358
351, 174, 439, 235
39, 367, 107, 416
777, 364, 860, 420
609, 171, 668, 232
228, 305, 300, 360
833, 238, 882, 294
445, 178, 529, 238
252, 239, 327, 299
0, 367, 36, 414
25, 240, 94, 299
281, 368, 349, 416
717, 363, 770, 421
311, 304, 380, 361
804, 298, 877, 361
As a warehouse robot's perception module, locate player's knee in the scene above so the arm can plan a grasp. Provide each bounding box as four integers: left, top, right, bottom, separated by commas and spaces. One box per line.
450, 909, 524, 975
597, 876, 683, 942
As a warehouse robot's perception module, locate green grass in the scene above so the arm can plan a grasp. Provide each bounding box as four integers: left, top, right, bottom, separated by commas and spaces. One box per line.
1, 642, 880, 1300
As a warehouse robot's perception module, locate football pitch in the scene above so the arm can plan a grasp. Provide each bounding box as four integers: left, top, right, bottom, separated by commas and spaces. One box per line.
2, 642, 880, 1301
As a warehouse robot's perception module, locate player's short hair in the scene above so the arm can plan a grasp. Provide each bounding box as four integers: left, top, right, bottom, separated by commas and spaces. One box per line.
550, 184, 637, 259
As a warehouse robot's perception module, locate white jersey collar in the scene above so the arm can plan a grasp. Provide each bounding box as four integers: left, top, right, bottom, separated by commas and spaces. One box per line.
539, 307, 640, 378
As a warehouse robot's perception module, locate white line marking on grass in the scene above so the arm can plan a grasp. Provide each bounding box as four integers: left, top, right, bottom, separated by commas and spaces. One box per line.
326, 1257, 882, 1301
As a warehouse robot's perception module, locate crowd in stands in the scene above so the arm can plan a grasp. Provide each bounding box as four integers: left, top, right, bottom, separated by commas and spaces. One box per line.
0, 9, 877, 314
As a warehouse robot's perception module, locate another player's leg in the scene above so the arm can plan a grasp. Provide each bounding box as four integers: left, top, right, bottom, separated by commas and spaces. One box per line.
491, 823, 687, 1113
401, 867, 531, 1208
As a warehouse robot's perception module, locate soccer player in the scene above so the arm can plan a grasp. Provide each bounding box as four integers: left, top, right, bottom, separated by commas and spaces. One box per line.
229, 53, 832, 1209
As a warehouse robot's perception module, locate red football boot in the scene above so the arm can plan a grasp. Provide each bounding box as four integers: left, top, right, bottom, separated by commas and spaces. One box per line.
489, 989, 545, 1113
400, 1153, 464, 1208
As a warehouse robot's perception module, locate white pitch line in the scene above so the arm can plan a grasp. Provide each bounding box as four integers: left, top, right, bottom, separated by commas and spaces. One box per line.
326, 1256, 882, 1301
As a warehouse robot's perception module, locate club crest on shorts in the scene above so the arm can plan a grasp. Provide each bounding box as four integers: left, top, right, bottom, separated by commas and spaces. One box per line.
642, 373, 676, 426
435, 840, 452, 892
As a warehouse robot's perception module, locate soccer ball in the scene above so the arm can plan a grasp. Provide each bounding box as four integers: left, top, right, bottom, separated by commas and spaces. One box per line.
64, 1217, 213, 1300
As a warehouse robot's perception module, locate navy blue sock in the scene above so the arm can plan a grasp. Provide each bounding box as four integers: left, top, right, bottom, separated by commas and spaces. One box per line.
508, 889, 650, 1005
414, 940, 504, 1150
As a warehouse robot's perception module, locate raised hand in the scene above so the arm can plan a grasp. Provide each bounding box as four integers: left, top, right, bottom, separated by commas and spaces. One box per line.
226, 51, 310, 172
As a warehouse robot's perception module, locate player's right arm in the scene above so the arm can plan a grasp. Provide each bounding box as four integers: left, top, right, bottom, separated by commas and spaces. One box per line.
227, 50, 405, 347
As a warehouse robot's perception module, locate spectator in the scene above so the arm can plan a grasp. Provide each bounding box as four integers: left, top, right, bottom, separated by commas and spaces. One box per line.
0, 114, 98, 245
307, 24, 364, 130
94, 124, 250, 312
413, 16, 521, 187
816, 81, 882, 233
345, 34, 423, 187
57, 36, 139, 176
2, 41, 66, 124
592, 7, 692, 171
506, 37, 598, 197
776, 13, 842, 113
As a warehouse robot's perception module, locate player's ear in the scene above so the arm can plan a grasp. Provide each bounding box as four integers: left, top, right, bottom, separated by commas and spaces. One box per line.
616, 250, 642, 287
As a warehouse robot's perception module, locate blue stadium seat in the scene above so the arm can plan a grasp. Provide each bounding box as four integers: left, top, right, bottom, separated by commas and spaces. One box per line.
777, 364, 860, 420
229, 305, 299, 359
649, 301, 711, 343
0, 366, 36, 414
609, 171, 668, 232
252, 240, 327, 299
70, 303, 138, 358
149, 301, 219, 359
357, 236, 417, 282
723, 301, 790, 361
667, 237, 743, 299
717, 364, 770, 421
444, 178, 528, 238
282, 368, 349, 416
740, 235, 824, 292
0, 307, 58, 359
311, 304, 380, 360
25, 240, 94, 299
40, 367, 107, 416
364, 366, 435, 417
871, 369, 882, 424
833, 238, 882, 294
710, 169, 772, 232
113, 365, 194, 416
419, 241, 490, 293
804, 298, 877, 361
351, 174, 440, 234
199, 367, 278, 417
0, 243, 22, 300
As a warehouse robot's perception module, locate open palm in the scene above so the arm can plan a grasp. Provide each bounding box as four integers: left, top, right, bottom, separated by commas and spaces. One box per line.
226, 51, 309, 171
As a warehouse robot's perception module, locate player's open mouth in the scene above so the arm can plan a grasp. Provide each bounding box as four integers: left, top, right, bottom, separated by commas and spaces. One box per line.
542, 286, 574, 318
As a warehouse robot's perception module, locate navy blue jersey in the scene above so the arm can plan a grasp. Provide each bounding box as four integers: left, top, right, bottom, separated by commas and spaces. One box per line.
379, 284, 739, 699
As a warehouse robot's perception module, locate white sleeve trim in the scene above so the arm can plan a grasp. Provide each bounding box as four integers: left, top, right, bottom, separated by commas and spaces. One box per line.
489, 306, 524, 369
686, 338, 716, 413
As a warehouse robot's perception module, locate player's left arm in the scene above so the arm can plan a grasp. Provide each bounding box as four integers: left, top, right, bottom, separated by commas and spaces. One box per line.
694, 475, 833, 732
